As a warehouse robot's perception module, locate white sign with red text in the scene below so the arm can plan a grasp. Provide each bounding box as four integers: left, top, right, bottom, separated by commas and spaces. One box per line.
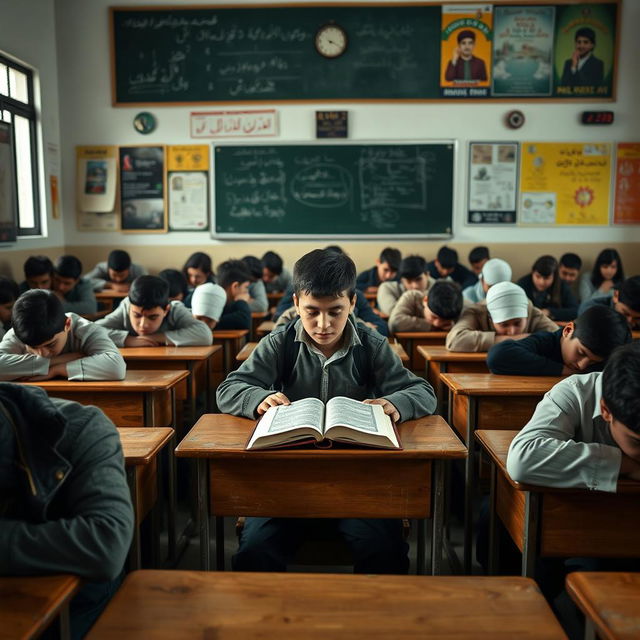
190, 110, 278, 139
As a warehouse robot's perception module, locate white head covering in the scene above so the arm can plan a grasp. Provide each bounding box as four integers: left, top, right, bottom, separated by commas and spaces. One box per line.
481, 258, 512, 286
191, 283, 226, 321
486, 282, 528, 324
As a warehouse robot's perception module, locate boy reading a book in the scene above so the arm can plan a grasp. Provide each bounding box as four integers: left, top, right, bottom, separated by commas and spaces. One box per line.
216, 248, 436, 574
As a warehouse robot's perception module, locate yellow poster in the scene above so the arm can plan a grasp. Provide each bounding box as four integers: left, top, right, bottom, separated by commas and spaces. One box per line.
519, 142, 611, 226
167, 145, 210, 172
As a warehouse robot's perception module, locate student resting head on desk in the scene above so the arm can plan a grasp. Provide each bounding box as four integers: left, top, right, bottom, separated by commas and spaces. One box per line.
462, 257, 512, 304
96, 275, 212, 348
190, 282, 226, 330
52, 255, 98, 316
355, 246, 402, 291
85, 249, 147, 293
578, 275, 640, 330
487, 304, 631, 377
0, 382, 134, 638
376, 254, 435, 316
427, 245, 478, 290
216, 248, 436, 574
19, 255, 54, 293
214, 259, 253, 331
159, 268, 189, 302
261, 250, 292, 294
241, 255, 269, 313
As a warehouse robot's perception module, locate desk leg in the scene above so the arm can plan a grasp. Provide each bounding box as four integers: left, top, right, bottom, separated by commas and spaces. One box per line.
166, 431, 177, 562
59, 604, 71, 640
197, 458, 210, 571
187, 362, 196, 427
447, 388, 453, 436
416, 519, 425, 575
206, 357, 213, 413
126, 467, 141, 570
431, 459, 445, 576
463, 397, 477, 574
216, 516, 225, 571
438, 362, 448, 417
522, 491, 540, 578
488, 463, 498, 575
144, 393, 156, 427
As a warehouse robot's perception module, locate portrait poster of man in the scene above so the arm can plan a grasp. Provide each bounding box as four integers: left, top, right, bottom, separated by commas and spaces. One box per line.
441, 4, 493, 98
554, 4, 617, 98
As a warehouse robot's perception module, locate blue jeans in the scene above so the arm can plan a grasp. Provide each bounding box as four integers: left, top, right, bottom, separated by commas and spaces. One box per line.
233, 517, 409, 574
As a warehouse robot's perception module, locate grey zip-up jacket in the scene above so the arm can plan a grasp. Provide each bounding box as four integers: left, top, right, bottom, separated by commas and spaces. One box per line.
97, 298, 212, 347
0, 313, 126, 381
60, 277, 97, 316
217, 316, 436, 421
84, 261, 148, 292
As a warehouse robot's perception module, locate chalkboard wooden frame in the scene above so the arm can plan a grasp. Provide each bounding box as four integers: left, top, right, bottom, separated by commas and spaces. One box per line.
211, 140, 456, 239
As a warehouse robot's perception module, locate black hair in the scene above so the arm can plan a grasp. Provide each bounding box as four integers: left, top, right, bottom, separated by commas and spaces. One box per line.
573, 305, 631, 359
379, 247, 401, 271
158, 269, 188, 300
12, 290, 66, 346
261, 251, 283, 276
182, 252, 212, 278
590, 248, 624, 289
437, 246, 458, 269
560, 252, 582, 271
23, 255, 53, 278
293, 249, 356, 299
216, 259, 253, 290
0, 277, 19, 305
107, 249, 131, 271
399, 255, 427, 280
457, 29, 476, 43
427, 281, 463, 320
531, 255, 562, 307
129, 275, 169, 309
324, 245, 344, 255
618, 276, 640, 312
241, 255, 263, 281
575, 27, 596, 45
54, 255, 82, 280
468, 246, 490, 265
602, 342, 640, 433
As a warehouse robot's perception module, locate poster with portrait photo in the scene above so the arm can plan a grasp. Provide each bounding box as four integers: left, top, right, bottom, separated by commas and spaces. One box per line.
0, 122, 17, 243
119, 145, 167, 232
553, 3, 617, 98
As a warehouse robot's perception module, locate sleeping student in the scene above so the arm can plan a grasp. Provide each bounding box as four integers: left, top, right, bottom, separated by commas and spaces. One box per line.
19, 255, 54, 293
578, 275, 640, 329
261, 250, 292, 294
242, 255, 269, 313
462, 258, 512, 304
190, 282, 227, 330
182, 251, 215, 307
468, 246, 490, 276
215, 259, 253, 331
159, 268, 189, 302
85, 249, 147, 292
578, 248, 624, 302
377, 255, 435, 316
52, 255, 98, 316
355, 247, 401, 291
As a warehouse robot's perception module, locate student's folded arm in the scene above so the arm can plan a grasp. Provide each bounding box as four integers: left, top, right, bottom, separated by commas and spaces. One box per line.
445, 310, 494, 352
96, 305, 133, 347
0, 332, 50, 380
507, 389, 621, 492
248, 281, 269, 313
61, 281, 98, 315
66, 323, 126, 381
487, 337, 563, 376
376, 283, 398, 316
388, 303, 431, 333
164, 304, 213, 346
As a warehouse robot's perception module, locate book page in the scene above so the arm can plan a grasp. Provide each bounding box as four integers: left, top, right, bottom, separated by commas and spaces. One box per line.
267, 397, 325, 434
325, 396, 380, 433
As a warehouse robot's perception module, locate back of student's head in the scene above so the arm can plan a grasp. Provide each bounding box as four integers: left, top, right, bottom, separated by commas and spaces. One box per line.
531, 255, 557, 278
602, 342, 640, 433
399, 255, 427, 280
560, 252, 582, 271
0, 277, 19, 305
427, 281, 463, 320
591, 248, 624, 288
468, 246, 489, 265
24, 255, 53, 278
129, 275, 169, 309
107, 249, 131, 271
437, 246, 458, 269
12, 289, 66, 346
618, 276, 640, 312
54, 255, 82, 280
379, 247, 401, 271
293, 249, 356, 299
182, 251, 212, 276
158, 268, 188, 300
573, 305, 631, 359
324, 245, 344, 255
241, 255, 262, 281
217, 259, 252, 290
261, 250, 283, 276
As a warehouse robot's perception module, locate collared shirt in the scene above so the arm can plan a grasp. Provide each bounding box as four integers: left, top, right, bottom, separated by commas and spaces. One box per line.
507, 372, 622, 492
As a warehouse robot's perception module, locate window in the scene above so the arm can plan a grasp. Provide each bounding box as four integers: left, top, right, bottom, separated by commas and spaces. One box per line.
0, 53, 40, 236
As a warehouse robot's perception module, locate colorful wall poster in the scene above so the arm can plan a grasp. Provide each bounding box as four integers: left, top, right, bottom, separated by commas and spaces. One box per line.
554, 3, 617, 98
167, 145, 209, 231
467, 142, 518, 224
519, 142, 612, 226
119, 145, 167, 232
0, 122, 17, 243
614, 143, 640, 225
492, 6, 554, 97
441, 4, 493, 98
75, 145, 118, 231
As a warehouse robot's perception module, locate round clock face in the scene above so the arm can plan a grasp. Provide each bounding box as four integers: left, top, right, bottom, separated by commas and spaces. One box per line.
315, 24, 348, 59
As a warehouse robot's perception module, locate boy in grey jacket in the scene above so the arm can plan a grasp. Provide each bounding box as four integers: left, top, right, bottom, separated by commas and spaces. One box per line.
97, 275, 212, 347
217, 249, 436, 574
0, 290, 126, 381
85, 249, 147, 292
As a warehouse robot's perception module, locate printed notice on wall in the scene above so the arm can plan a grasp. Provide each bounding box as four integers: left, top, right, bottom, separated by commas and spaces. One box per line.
167, 145, 209, 231
519, 142, 611, 226
614, 143, 640, 225
76, 146, 119, 232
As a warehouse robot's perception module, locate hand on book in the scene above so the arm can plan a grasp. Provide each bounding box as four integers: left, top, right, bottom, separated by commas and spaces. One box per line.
362, 398, 400, 423
257, 391, 291, 415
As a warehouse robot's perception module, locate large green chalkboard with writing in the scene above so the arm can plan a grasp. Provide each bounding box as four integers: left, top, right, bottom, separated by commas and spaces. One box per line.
212, 143, 454, 237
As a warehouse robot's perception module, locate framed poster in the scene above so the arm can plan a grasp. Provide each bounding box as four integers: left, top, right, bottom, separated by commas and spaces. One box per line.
613, 143, 640, 225
76, 145, 119, 231
467, 142, 518, 224
119, 145, 167, 233
167, 144, 209, 231
0, 122, 17, 243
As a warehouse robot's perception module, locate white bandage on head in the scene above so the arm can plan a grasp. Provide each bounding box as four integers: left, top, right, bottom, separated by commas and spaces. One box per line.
486, 281, 528, 323
191, 283, 226, 321
481, 258, 512, 286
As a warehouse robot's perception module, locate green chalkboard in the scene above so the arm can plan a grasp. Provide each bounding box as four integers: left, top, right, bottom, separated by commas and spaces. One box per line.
213, 143, 454, 237
110, 5, 441, 103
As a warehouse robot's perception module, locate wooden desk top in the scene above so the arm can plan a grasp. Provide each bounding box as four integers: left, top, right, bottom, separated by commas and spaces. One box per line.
88, 570, 566, 639
119, 345, 220, 361
364, 290, 377, 300
633, 331, 640, 340
175, 414, 467, 460
251, 310, 270, 319
23, 370, 189, 392
566, 572, 640, 640
0, 575, 81, 640
394, 331, 449, 340
257, 320, 275, 332
418, 345, 487, 362
440, 373, 562, 396
212, 329, 249, 339
119, 427, 174, 465
236, 342, 257, 362
95, 290, 129, 299
390, 342, 409, 362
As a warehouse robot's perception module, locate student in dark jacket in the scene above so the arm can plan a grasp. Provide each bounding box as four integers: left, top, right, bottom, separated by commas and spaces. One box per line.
19, 255, 54, 293
215, 259, 252, 331
517, 255, 578, 322
52, 255, 98, 316
487, 305, 631, 376
578, 275, 640, 330
427, 245, 477, 290
355, 247, 401, 291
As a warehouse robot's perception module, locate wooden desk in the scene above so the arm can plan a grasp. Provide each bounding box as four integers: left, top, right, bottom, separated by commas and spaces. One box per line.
175, 414, 466, 574
95, 289, 128, 311
88, 570, 566, 639
392, 331, 449, 370
566, 572, 640, 640
633, 330, 640, 341
256, 320, 275, 338
250, 310, 270, 341
476, 430, 640, 579
236, 342, 257, 363
212, 329, 249, 375
119, 345, 221, 420
266, 291, 284, 306
0, 575, 80, 640
119, 427, 175, 570
440, 373, 562, 572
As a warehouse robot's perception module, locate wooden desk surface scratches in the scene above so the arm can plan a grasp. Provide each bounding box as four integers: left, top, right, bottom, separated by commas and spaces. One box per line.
119, 427, 174, 465
441, 373, 562, 396
119, 345, 220, 361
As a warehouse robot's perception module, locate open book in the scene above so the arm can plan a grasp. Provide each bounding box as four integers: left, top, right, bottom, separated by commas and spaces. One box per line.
246, 396, 401, 450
